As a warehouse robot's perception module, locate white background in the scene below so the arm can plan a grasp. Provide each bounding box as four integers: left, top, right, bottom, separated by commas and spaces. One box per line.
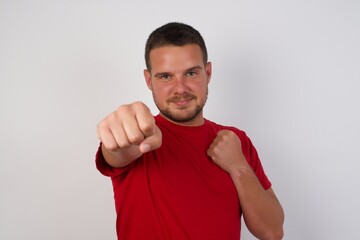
1, 0, 359, 239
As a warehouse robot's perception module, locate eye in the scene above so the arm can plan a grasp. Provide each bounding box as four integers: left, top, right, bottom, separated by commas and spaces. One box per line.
186, 71, 197, 77
159, 74, 171, 80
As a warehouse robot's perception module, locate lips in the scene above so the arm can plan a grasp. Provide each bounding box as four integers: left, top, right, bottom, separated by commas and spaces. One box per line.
174, 99, 191, 106
168, 94, 195, 106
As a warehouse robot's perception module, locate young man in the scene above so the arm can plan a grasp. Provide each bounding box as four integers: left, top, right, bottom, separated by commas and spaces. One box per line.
96, 22, 284, 240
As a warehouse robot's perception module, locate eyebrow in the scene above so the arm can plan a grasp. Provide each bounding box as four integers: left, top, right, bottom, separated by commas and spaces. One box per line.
154, 72, 171, 78
187, 65, 203, 72
154, 65, 203, 78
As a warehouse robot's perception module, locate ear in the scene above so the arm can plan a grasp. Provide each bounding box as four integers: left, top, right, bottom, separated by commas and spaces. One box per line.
205, 62, 212, 84
143, 69, 152, 90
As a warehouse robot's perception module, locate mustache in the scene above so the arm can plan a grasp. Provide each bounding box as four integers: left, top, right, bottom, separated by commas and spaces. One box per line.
168, 93, 196, 102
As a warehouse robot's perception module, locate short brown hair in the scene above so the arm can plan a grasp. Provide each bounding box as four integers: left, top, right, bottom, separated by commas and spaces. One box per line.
145, 22, 208, 71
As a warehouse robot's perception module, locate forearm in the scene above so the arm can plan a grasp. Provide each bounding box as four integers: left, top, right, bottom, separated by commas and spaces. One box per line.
101, 143, 142, 168
207, 130, 284, 238
230, 167, 284, 240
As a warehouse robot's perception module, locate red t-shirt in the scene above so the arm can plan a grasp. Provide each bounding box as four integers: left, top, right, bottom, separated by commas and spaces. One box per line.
96, 115, 271, 240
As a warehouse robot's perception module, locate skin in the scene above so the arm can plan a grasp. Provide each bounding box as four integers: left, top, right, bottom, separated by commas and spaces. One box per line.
144, 44, 211, 126
97, 44, 284, 239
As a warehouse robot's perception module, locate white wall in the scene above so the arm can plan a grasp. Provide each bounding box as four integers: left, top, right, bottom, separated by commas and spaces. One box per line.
1, 0, 359, 239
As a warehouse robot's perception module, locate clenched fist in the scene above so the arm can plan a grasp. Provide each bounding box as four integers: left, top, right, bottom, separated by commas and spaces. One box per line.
207, 130, 250, 175
97, 101, 162, 167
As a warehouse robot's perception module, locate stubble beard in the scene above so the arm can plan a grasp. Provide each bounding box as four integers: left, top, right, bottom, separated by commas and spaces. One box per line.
153, 90, 208, 123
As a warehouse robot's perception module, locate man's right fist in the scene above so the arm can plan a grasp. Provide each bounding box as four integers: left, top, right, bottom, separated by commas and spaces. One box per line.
97, 101, 162, 154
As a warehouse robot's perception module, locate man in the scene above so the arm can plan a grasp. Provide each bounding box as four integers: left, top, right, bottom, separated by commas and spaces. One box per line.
96, 22, 284, 240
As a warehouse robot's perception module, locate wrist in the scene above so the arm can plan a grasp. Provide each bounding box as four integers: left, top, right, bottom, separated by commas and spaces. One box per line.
101, 143, 142, 168
228, 163, 258, 186
227, 156, 251, 175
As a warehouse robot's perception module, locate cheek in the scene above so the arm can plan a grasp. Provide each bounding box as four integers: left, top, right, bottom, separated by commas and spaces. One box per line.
193, 82, 208, 94
152, 84, 171, 98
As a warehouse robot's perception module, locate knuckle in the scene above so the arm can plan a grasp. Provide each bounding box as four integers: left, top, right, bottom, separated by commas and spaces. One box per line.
128, 133, 144, 144
217, 130, 236, 141
228, 131, 237, 137
116, 104, 132, 116
97, 119, 109, 130
114, 108, 126, 118
140, 121, 155, 136
211, 146, 218, 154
142, 124, 155, 135
131, 101, 146, 111
105, 112, 120, 126
132, 101, 142, 107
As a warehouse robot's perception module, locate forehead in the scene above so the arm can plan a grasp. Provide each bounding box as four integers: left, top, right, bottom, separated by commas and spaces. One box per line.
149, 44, 204, 72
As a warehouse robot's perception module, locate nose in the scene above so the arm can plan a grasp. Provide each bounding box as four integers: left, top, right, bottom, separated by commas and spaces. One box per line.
173, 75, 187, 93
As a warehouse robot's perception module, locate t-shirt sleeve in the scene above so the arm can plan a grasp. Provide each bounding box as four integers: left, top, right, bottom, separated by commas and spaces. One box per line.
95, 143, 131, 178
235, 130, 272, 190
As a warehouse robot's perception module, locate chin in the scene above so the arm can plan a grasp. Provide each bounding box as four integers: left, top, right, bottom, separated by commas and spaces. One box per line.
161, 107, 203, 123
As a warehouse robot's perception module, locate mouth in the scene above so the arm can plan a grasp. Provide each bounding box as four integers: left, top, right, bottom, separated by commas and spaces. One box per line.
169, 95, 195, 107
174, 99, 191, 106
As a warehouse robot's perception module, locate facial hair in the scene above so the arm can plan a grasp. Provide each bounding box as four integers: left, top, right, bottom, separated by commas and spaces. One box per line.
153, 90, 208, 123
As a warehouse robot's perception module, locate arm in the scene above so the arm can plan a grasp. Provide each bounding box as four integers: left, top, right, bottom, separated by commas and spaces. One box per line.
97, 101, 162, 168
207, 130, 284, 240
230, 170, 284, 239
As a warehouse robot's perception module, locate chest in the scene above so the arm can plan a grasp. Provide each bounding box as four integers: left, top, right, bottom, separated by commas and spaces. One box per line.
114, 129, 241, 239
143, 130, 238, 204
